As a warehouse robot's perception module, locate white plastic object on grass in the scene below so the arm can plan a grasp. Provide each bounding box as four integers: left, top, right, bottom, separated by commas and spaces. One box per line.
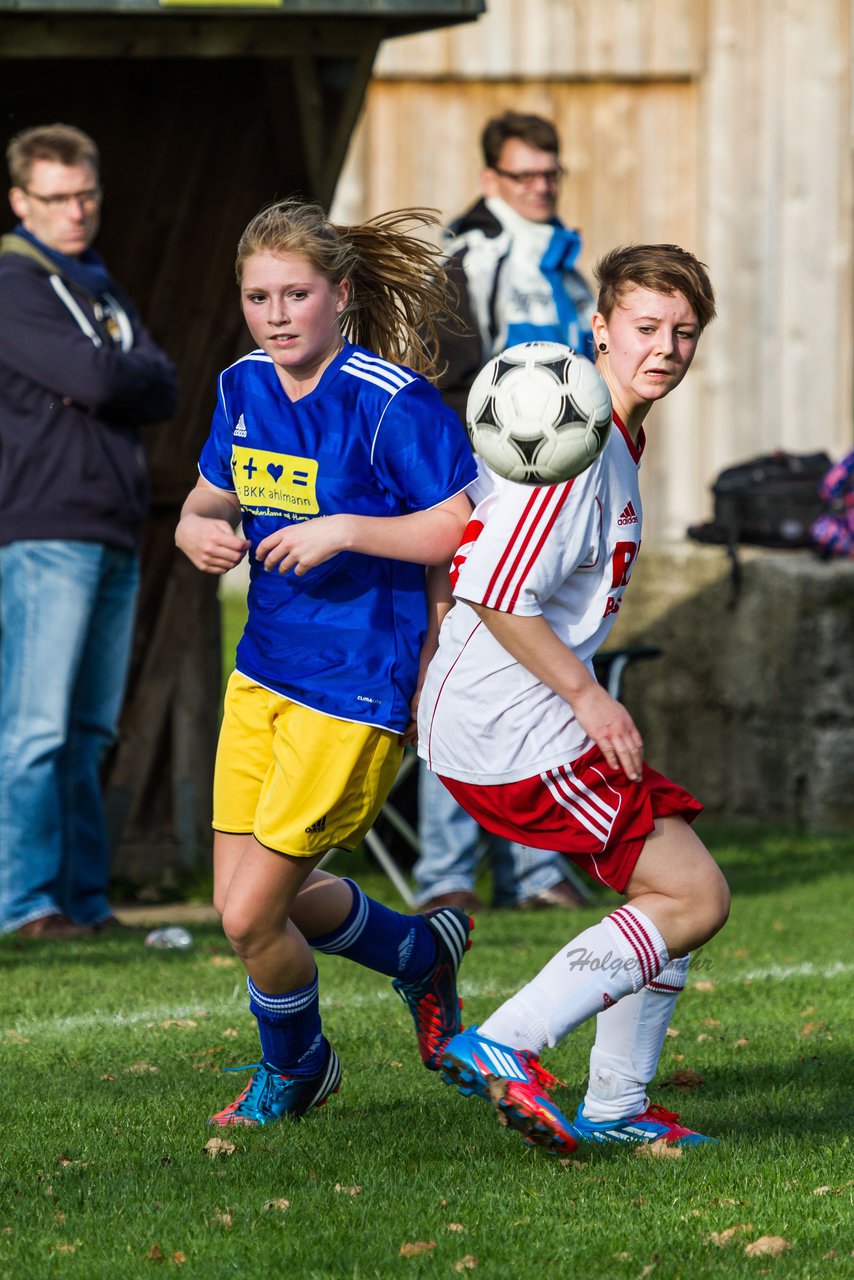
144, 926, 194, 950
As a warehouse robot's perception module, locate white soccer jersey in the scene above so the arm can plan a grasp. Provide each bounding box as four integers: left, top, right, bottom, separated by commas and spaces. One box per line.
418, 416, 645, 783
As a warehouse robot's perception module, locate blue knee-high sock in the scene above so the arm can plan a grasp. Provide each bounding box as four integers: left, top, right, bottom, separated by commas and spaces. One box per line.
247, 972, 325, 1076
307, 879, 437, 981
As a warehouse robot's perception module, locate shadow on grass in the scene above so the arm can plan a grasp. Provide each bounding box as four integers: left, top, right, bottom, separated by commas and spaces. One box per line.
692, 821, 852, 896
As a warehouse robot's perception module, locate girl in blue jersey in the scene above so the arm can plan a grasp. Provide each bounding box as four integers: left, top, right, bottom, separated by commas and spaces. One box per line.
176, 200, 477, 1127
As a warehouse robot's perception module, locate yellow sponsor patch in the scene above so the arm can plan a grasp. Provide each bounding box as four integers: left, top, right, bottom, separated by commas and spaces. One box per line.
231, 446, 319, 517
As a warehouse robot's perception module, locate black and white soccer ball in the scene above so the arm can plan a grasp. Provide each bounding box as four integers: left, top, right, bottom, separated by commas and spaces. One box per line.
466, 341, 612, 485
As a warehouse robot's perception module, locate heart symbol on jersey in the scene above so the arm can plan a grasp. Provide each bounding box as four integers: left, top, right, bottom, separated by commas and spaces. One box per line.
267, 464, 284, 482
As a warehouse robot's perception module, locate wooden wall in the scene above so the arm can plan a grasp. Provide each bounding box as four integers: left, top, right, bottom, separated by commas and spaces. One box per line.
332, 0, 854, 541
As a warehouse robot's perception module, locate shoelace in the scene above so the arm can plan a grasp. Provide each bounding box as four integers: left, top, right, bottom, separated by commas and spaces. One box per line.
216, 1061, 276, 1118
518, 1052, 565, 1092
643, 1103, 681, 1124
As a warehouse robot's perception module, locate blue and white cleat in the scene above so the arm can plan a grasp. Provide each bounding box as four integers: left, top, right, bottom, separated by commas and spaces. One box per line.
393, 907, 474, 1070
208, 1043, 341, 1127
439, 1026, 577, 1155
569, 1102, 716, 1147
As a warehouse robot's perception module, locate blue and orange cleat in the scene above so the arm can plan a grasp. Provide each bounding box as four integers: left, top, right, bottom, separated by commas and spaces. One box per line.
208, 1044, 341, 1127
393, 907, 474, 1071
569, 1102, 715, 1147
439, 1026, 577, 1155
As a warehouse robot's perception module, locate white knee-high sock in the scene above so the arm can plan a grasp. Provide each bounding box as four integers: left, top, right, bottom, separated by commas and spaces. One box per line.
582, 954, 691, 1121
478, 906, 670, 1054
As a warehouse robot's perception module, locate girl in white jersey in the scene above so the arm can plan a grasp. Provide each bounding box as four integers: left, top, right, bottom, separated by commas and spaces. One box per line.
176, 200, 478, 1128
419, 244, 729, 1154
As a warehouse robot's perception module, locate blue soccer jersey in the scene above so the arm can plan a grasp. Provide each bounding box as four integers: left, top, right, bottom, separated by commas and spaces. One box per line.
198, 342, 477, 732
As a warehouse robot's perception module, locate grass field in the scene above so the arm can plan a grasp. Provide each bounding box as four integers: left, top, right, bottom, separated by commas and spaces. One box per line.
1, 828, 851, 1279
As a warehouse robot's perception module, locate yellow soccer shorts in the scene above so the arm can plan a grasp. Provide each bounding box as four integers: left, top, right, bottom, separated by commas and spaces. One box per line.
213, 672, 404, 858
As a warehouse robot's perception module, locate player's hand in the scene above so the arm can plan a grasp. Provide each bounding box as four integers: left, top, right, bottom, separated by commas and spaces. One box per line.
400, 686, 422, 748
570, 683, 644, 782
256, 515, 351, 576
175, 515, 250, 575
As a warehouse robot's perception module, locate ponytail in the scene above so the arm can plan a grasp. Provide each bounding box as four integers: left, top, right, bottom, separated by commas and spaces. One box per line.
236, 201, 452, 378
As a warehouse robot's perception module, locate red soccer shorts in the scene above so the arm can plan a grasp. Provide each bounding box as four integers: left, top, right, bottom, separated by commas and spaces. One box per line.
438, 744, 703, 894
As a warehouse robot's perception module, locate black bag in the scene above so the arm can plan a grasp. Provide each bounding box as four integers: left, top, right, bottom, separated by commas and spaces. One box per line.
688, 450, 831, 549
687, 451, 832, 603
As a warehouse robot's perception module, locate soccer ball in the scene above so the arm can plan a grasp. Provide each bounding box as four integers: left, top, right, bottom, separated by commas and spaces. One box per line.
466, 341, 612, 485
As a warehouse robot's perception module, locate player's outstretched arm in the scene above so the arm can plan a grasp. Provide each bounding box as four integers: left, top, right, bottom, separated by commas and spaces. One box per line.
255, 492, 472, 576
175, 476, 250, 575
463, 601, 644, 783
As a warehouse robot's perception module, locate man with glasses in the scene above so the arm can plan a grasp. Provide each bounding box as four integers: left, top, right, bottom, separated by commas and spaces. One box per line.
0, 123, 177, 938
414, 111, 594, 916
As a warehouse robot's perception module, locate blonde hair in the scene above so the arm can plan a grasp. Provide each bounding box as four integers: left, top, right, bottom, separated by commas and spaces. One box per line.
235, 200, 452, 378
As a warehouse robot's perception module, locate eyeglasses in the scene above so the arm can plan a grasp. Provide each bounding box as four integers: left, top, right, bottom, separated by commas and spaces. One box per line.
23, 187, 102, 211
491, 166, 565, 188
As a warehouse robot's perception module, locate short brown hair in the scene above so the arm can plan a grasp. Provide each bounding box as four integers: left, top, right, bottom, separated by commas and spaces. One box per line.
6, 123, 99, 189
481, 112, 559, 169
594, 244, 716, 332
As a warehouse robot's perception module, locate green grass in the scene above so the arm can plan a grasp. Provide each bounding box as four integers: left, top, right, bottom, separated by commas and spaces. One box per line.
1, 830, 852, 1279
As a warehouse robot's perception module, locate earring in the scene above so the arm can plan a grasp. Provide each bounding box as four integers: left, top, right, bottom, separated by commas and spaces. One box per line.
598, 342, 608, 353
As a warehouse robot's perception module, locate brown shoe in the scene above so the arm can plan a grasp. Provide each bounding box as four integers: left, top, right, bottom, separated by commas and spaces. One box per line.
417, 891, 485, 914
92, 915, 135, 933
14, 913, 93, 939
516, 882, 585, 911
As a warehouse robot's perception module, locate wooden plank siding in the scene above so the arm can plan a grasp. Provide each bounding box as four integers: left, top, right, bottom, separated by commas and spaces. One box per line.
332, 0, 854, 540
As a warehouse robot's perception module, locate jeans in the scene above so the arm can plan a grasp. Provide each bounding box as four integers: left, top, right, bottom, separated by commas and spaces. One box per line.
0, 541, 139, 931
413, 764, 565, 907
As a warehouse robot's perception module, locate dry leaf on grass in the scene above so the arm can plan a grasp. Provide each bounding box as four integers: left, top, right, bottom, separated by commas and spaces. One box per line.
744, 1236, 792, 1258
612, 1251, 632, 1261
263, 1198, 290, 1213
446, 1223, 465, 1233
125, 1061, 159, 1074
209, 955, 238, 968
223, 1028, 239, 1039
812, 1185, 842, 1196
212, 1207, 233, 1228
334, 1183, 362, 1196
634, 1139, 683, 1160
665, 1027, 680, 1038
203, 1138, 236, 1158
454, 1256, 478, 1272
399, 1241, 436, 1257
52, 1243, 77, 1255
662, 1067, 705, 1089
148, 1244, 165, 1261
708, 1224, 753, 1247
172, 1254, 186, 1267
693, 981, 716, 992
161, 1019, 198, 1030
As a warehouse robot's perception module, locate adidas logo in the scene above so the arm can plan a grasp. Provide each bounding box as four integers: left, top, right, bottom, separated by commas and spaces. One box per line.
233, 413, 248, 438
305, 814, 328, 834
397, 927, 416, 970
617, 501, 639, 526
